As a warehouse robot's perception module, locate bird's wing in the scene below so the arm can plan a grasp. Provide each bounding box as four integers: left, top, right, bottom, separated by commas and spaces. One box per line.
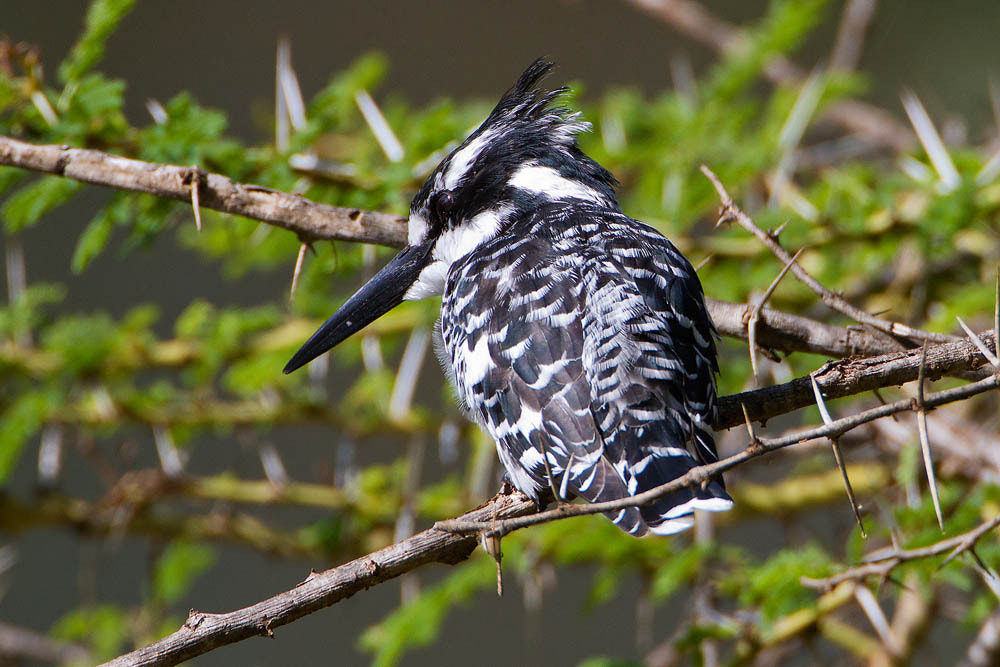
573, 207, 732, 534
441, 231, 648, 536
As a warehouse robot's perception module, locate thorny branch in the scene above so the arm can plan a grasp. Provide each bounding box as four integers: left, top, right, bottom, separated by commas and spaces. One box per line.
0, 84, 989, 667
0, 135, 957, 367
701, 164, 958, 346
0, 135, 408, 246
99, 366, 998, 666
801, 513, 1000, 590
101, 488, 539, 667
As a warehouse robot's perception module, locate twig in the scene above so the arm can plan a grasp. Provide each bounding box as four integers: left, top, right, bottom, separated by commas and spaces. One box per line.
0, 135, 980, 372
744, 247, 802, 380
701, 164, 957, 346
801, 512, 1000, 590
0, 621, 90, 665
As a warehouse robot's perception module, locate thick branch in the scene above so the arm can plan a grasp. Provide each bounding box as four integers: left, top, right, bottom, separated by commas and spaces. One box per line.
0, 136, 407, 247
101, 488, 536, 667
717, 331, 996, 430
0, 136, 952, 368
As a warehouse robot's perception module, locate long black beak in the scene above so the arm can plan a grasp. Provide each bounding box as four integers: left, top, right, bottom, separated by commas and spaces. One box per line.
283, 240, 434, 374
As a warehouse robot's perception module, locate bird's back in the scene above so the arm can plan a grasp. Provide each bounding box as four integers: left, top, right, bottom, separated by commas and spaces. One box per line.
441, 203, 732, 536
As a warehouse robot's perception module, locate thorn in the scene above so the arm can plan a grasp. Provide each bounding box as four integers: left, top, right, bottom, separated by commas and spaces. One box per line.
811, 375, 866, 536
354, 89, 404, 162
915, 340, 945, 531
747, 307, 760, 382
957, 315, 1000, 367
289, 242, 308, 301
940, 540, 969, 569
481, 508, 503, 597
694, 254, 714, 272
994, 266, 999, 369
741, 402, 757, 443
901, 89, 960, 192
770, 220, 789, 240
744, 248, 804, 383
189, 167, 203, 232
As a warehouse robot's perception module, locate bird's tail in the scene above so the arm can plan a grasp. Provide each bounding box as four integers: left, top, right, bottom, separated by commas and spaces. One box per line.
565, 457, 649, 536
623, 426, 733, 535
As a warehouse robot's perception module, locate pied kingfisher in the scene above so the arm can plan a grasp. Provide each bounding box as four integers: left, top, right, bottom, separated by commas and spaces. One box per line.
284, 60, 732, 536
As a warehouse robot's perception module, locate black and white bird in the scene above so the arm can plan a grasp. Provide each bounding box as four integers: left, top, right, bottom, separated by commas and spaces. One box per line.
284, 60, 732, 536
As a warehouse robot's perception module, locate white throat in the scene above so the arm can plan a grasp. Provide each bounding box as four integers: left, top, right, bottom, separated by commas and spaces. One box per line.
403, 206, 509, 301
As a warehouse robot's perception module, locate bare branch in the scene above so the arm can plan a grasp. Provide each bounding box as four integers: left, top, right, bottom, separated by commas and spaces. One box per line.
0, 621, 90, 665
702, 164, 957, 346
101, 489, 538, 667
716, 329, 997, 430
801, 513, 1000, 590
830, 0, 878, 71
0, 136, 950, 369
0, 135, 408, 247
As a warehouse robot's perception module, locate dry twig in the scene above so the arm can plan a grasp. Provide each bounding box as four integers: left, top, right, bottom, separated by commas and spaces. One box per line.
801, 513, 1000, 590
701, 164, 957, 346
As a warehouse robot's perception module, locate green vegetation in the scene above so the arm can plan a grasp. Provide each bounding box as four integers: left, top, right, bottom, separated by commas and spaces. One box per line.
1, 0, 997, 663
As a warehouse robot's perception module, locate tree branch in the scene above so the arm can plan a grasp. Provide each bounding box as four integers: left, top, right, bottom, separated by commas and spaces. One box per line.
801, 512, 1000, 590
0, 135, 956, 368
717, 330, 996, 430
0, 135, 407, 247
101, 488, 537, 667
701, 164, 957, 346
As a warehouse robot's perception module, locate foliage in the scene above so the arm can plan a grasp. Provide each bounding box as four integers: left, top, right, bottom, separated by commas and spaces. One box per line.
0, 0, 997, 664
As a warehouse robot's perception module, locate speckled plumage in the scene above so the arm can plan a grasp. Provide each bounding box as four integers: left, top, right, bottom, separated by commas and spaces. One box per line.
286, 59, 732, 536
439, 203, 730, 535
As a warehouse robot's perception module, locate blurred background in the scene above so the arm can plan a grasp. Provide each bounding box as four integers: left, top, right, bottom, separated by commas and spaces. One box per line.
2, 1, 1000, 665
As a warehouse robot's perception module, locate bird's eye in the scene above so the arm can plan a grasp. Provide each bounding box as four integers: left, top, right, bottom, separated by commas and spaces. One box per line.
432, 190, 455, 223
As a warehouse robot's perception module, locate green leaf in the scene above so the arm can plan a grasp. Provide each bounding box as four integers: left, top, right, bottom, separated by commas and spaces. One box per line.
359, 556, 493, 667
152, 539, 216, 606
72, 207, 116, 272
2, 177, 82, 231
0, 389, 60, 481
58, 0, 137, 84
52, 604, 131, 660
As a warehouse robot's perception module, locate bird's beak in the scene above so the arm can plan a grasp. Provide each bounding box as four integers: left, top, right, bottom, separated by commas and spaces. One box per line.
283, 239, 434, 374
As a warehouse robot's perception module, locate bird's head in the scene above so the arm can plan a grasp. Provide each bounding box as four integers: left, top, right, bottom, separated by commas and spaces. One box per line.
284, 58, 617, 374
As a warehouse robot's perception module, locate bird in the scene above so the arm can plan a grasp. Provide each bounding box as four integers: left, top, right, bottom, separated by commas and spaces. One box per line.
284, 59, 733, 536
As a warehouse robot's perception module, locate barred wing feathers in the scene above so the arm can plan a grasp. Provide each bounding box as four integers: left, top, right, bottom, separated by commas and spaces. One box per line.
441, 205, 732, 536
